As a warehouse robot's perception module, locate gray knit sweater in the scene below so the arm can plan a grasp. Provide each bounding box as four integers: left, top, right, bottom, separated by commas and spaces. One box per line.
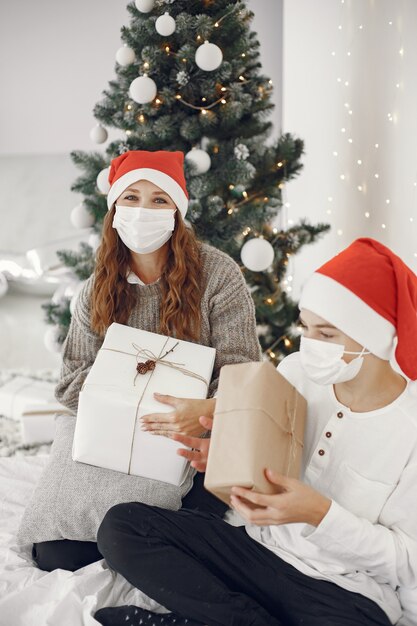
55, 243, 262, 414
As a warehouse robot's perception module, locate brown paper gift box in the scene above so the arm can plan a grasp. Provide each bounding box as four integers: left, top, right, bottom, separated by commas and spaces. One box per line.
204, 361, 307, 505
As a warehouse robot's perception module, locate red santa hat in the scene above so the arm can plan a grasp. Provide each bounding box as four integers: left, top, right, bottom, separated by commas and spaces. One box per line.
106, 150, 189, 217
299, 238, 417, 379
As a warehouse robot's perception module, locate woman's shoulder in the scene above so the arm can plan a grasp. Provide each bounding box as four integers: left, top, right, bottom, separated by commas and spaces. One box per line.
199, 242, 242, 279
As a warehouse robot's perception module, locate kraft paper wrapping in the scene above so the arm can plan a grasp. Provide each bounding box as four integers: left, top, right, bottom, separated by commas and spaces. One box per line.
204, 361, 307, 505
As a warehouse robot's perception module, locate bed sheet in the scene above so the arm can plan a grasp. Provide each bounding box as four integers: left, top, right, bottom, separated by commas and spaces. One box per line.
0, 456, 167, 626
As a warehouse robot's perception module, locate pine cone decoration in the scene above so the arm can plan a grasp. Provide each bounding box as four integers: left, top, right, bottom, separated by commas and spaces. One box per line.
136, 359, 156, 375
136, 362, 149, 375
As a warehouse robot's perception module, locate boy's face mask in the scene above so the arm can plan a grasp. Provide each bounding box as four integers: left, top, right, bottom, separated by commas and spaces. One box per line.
299, 336, 371, 385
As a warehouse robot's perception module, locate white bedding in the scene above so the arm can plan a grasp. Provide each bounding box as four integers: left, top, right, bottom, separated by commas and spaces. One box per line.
0, 456, 167, 626
0, 456, 415, 626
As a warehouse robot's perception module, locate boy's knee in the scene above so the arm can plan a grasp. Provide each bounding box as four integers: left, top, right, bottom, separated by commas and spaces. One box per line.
97, 501, 154, 557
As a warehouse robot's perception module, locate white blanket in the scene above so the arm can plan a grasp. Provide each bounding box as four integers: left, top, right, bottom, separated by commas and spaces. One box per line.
0, 456, 167, 626
0, 456, 414, 625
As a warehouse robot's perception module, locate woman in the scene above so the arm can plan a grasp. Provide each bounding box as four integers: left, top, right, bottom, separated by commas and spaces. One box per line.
95, 238, 417, 626
32, 150, 261, 572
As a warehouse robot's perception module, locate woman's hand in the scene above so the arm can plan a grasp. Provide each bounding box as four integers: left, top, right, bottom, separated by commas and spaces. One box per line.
171, 416, 213, 472
230, 469, 332, 527
140, 395, 216, 437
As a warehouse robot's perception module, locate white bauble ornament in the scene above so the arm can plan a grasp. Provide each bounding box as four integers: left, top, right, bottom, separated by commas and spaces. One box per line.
129, 75, 157, 104
69, 280, 86, 315
116, 44, 136, 66
51, 283, 69, 305
43, 326, 62, 353
135, 0, 155, 12
0, 271, 8, 298
195, 40, 223, 72
88, 232, 101, 252
185, 148, 211, 175
89, 123, 108, 144
70, 204, 95, 229
241, 238, 275, 272
96, 167, 111, 194
155, 12, 176, 36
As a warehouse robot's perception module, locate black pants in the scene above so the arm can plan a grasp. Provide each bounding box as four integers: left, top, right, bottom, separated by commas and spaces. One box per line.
96, 502, 393, 626
32, 472, 227, 572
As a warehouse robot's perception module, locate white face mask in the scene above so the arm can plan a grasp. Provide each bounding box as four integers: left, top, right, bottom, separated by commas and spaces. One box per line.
299, 336, 371, 385
112, 206, 176, 254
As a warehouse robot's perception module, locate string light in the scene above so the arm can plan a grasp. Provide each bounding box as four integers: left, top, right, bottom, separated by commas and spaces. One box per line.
324, 0, 417, 249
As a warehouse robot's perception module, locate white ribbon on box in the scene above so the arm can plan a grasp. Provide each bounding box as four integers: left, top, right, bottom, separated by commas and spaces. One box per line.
72, 323, 216, 486
0, 376, 59, 421
20, 403, 72, 445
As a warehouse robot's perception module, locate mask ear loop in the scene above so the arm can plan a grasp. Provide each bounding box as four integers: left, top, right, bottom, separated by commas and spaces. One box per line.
343, 347, 371, 356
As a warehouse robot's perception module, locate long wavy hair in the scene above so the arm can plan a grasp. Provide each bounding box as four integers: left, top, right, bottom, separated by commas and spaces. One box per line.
91, 207, 203, 341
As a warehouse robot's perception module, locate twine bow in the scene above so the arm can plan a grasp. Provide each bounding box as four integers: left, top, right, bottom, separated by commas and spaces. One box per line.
132, 342, 209, 387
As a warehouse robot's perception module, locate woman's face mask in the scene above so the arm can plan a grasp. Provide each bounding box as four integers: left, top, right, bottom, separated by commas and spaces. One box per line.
112, 205, 176, 254
299, 336, 371, 385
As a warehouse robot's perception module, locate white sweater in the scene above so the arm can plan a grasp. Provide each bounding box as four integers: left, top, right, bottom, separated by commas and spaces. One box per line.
246, 352, 417, 625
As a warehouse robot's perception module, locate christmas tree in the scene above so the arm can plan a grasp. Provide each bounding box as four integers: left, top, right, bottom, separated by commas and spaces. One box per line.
43, 0, 330, 363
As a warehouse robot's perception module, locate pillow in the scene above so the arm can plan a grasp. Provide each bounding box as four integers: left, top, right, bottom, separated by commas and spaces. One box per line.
17, 414, 194, 544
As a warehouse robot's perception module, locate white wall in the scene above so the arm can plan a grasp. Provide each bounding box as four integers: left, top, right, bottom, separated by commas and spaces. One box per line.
0, 0, 281, 156
282, 0, 417, 298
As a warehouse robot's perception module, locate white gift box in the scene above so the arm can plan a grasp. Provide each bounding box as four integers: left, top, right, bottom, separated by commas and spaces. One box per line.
72, 323, 216, 486
0, 376, 59, 421
21, 403, 72, 445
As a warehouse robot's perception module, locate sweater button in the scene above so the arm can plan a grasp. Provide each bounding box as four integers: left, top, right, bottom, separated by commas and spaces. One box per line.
325, 431, 332, 438
337, 411, 344, 418
318, 449, 325, 456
